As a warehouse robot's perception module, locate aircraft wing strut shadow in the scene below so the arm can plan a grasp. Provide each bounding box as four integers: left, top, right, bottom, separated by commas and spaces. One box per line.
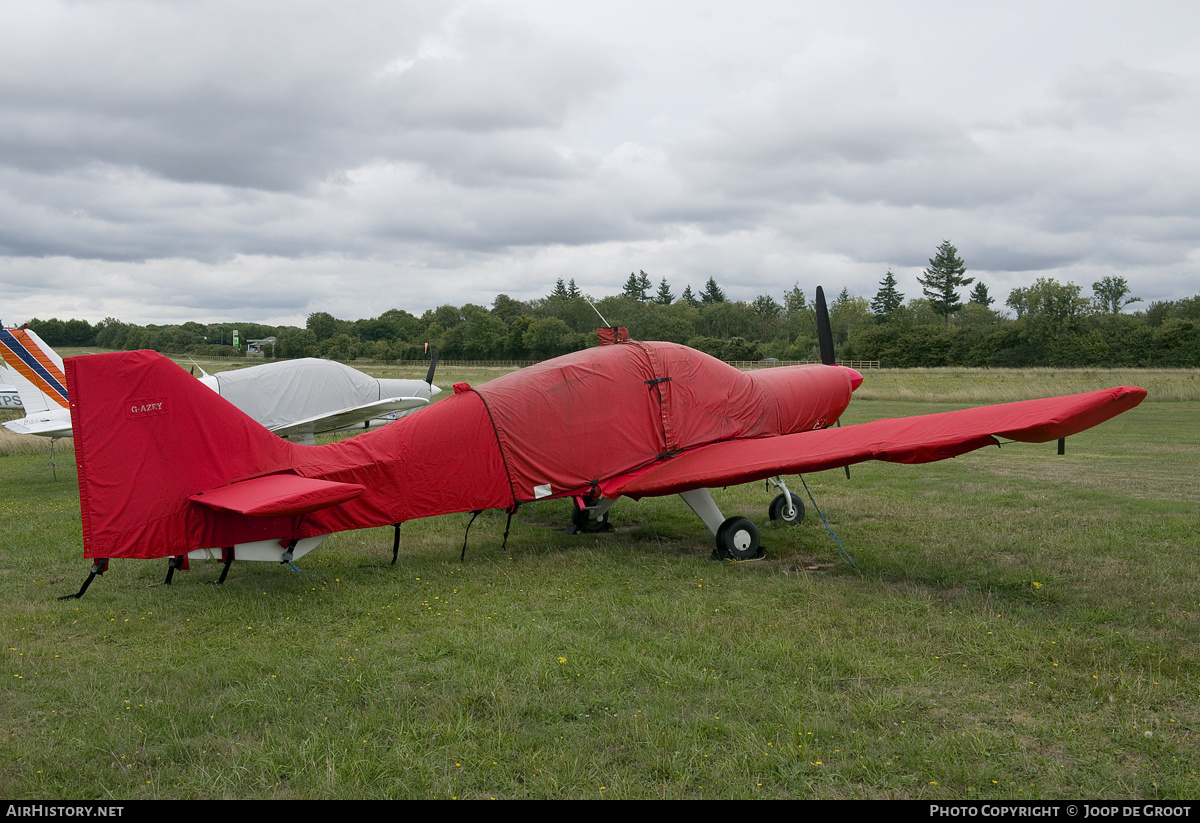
59, 290, 1145, 596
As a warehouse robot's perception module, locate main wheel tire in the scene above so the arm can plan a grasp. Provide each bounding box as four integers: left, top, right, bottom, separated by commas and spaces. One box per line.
716, 516, 760, 560
571, 499, 609, 533
768, 492, 805, 525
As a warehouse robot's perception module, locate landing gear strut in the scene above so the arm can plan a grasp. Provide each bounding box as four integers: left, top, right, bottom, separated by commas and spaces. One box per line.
568, 496, 613, 534
679, 488, 766, 560
768, 492, 805, 525
767, 476, 805, 525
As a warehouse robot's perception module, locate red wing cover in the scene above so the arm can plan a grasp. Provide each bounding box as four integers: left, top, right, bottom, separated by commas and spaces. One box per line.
612, 386, 1146, 498
189, 475, 366, 517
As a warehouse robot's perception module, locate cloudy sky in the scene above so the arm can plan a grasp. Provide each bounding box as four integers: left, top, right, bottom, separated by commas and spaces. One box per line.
1, 0, 1197, 327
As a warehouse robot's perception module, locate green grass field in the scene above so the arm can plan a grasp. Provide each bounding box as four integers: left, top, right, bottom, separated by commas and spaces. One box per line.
1, 366, 1197, 799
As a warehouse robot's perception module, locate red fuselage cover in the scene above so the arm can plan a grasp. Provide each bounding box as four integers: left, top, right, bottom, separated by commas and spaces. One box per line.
68, 343, 855, 559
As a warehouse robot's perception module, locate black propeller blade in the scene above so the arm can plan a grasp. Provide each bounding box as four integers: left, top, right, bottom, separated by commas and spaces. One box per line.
815, 286, 835, 366
816, 285, 851, 478
425, 349, 439, 387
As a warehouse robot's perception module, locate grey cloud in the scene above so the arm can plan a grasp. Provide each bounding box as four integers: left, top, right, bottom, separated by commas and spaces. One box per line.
0, 1, 623, 265
1040, 61, 1188, 130
0, 1, 617, 193
376, 7, 616, 134
2, 1, 1199, 324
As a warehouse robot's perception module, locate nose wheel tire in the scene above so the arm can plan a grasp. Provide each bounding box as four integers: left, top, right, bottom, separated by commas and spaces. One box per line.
715, 516, 761, 560
768, 492, 805, 525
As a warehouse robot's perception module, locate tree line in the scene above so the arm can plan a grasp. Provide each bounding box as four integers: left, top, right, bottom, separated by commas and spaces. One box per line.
20, 243, 1200, 367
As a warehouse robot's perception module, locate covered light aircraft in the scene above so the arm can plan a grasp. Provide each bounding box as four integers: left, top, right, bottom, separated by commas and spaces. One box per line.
0, 325, 439, 444
194, 358, 441, 444
61, 289, 1145, 595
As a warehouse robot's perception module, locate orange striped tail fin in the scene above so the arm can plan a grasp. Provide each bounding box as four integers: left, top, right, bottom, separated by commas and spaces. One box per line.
0, 327, 68, 413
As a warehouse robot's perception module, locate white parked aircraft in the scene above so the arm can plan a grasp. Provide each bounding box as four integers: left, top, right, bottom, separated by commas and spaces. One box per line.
0, 325, 440, 444
194, 357, 441, 444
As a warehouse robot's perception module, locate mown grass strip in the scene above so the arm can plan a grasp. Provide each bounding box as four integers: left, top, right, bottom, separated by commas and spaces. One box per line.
0, 369, 1195, 798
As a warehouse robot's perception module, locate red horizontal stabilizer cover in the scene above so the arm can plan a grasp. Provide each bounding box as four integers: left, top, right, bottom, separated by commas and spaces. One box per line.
189, 474, 365, 517
613, 386, 1146, 498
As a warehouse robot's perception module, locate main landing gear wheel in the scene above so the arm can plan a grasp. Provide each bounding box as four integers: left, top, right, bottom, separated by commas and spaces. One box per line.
768, 492, 805, 525
715, 516, 761, 560
570, 499, 610, 534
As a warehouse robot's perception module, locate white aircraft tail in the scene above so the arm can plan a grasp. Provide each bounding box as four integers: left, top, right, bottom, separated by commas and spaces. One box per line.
0, 326, 68, 414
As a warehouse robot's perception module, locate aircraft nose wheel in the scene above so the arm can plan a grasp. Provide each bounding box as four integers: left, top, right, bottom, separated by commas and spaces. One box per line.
714, 516, 762, 560
768, 492, 805, 525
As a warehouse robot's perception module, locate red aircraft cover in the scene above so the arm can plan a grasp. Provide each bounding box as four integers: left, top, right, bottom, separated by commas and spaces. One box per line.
68, 344, 854, 559
67, 344, 1142, 561
188, 474, 366, 517
468, 339, 853, 503
611, 386, 1147, 498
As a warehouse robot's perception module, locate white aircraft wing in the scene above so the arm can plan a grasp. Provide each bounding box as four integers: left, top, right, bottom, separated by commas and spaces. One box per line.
268, 396, 430, 443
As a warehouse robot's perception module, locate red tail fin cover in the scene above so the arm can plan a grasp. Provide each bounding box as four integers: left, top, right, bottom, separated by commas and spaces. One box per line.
68, 351, 513, 559
70, 351, 300, 558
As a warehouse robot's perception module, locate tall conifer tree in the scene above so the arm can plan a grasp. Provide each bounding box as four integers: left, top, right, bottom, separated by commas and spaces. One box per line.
700, 277, 726, 304
918, 240, 973, 326
968, 282, 994, 307
655, 277, 674, 305
871, 269, 904, 320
